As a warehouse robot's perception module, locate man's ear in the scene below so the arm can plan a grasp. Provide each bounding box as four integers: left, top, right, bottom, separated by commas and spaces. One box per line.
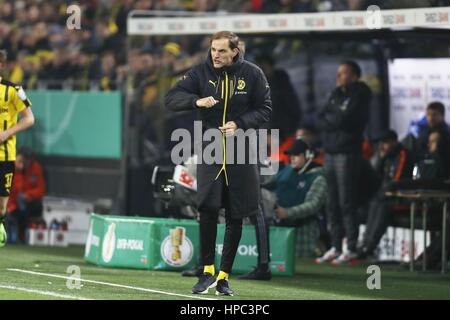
232, 48, 238, 58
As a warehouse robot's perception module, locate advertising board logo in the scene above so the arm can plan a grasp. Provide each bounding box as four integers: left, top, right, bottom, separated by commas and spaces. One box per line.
168, 22, 184, 31
304, 17, 325, 27
267, 18, 288, 28
199, 21, 217, 30
102, 223, 116, 263
343, 16, 364, 26
233, 20, 251, 29
425, 12, 449, 23
160, 227, 193, 267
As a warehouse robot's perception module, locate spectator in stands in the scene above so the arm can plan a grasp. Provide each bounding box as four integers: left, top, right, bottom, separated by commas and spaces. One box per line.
357, 129, 413, 260
315, 60, 372, 265
263, 139, 328, 257
413, 127, 450, 181
406, 127, 450, 270
218, 0, 253, 12
40, 48, 72, 89
89, 51, 118, 91
6, 147, 46, 243
100, 51, 118, 91
426, 128, 450, 179
296, 124, 324, 165
192, 0, 219, 11
403, 101, 450, 162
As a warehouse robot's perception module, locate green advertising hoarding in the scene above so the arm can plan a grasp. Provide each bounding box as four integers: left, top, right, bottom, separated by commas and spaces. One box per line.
84, 215, 199, 270
215, 225, 296, 275
85, 214, 296, 276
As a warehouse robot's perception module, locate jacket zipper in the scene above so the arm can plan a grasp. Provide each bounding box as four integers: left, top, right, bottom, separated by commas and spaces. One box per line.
215, 71, 229, 185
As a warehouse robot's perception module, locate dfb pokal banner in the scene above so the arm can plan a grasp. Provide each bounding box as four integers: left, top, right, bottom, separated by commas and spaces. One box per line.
84, 214, 296, 276
388, 58, 450, 139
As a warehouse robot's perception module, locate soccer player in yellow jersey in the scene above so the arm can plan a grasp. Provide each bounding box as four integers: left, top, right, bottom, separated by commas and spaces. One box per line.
0, 50, 35, 247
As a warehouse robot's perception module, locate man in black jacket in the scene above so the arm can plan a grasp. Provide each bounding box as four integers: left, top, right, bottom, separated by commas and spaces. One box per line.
165, 31, 272, 296
315, 61, 372, 265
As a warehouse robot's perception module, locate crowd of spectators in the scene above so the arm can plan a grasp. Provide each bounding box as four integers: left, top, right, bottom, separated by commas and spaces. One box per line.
1, 0, 449, 92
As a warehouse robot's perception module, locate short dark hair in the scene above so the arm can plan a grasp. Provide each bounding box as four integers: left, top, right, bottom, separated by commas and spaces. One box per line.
0, 49, 7, 64
427, 101, 445, 116
378, 129, 398, 143
17, 146, 35, 161
210, 31, 239, 50
340, 60, 361, 78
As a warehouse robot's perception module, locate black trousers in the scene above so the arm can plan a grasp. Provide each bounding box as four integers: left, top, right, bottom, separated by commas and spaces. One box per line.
249, 202, 271, 267
198, 174, 243, 274
363, 191, 391, 252
325, 153, 361, 252
7, 199, 43, 243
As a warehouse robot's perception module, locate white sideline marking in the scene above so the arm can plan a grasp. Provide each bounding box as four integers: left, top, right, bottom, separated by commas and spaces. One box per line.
0, 284, 92, 300
7, 269, 217, 300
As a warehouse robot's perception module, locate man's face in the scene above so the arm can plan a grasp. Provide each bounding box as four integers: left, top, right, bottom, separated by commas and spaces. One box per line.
290, 153, 306, 170
336, 64, 358, 88
15, 154, 24, 171
426, 109, 444, 128
211, 38, 238, 69
379, 140, 397, 156
428, 132, 440, 154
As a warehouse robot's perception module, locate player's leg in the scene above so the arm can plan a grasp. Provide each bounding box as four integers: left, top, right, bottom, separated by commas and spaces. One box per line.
216, 183, 243, 296
332, 153, 360, 265
0, 197, 9, 247
192, 204, 220, 294
192, 176, 223, 294
0, 161, 14, 247
316, 154, 343, 263
216, 214, 242, 296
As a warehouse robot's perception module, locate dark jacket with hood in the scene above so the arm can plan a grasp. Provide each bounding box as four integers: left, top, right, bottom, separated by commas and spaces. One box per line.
165, 49, 272, 218
316, 81, 372, 154
375, 143, 413, 186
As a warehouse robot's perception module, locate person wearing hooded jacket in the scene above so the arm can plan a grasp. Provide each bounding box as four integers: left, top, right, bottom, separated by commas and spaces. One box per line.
165, 31, 272, 296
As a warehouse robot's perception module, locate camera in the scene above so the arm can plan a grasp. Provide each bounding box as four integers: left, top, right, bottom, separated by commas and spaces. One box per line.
151, 160, 198, 219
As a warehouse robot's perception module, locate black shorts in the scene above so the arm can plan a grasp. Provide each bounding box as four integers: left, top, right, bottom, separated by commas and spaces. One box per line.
0, 161, 15, 197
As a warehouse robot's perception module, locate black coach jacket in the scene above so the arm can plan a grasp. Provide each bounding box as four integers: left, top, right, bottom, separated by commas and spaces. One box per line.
316, 81, 372, 154
165, 50, 272, 218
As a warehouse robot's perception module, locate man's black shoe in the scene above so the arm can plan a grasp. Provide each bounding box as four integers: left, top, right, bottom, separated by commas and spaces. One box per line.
182, 266, 203, 277
215, 279, 234, 296
191, 273, 217, 294
237, 267, 272, 280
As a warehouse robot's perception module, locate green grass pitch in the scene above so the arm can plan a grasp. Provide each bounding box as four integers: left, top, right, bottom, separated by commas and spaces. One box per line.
1, 245, 449, 300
